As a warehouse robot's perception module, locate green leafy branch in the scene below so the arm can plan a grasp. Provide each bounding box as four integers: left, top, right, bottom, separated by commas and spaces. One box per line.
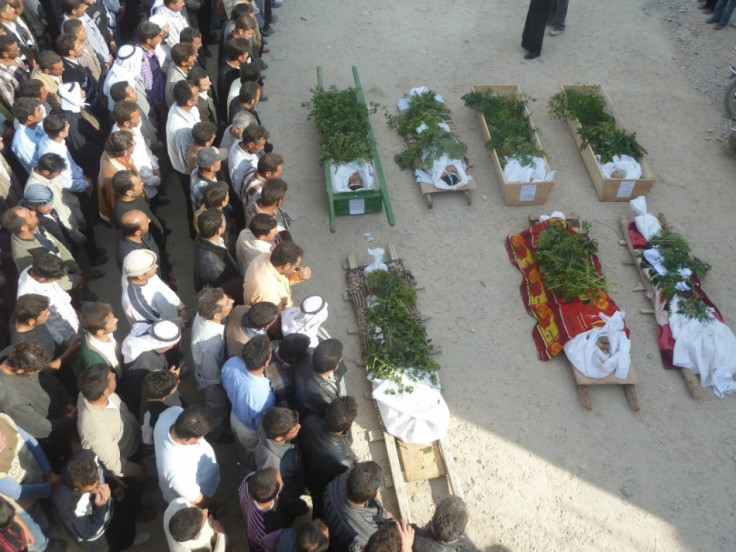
643, 228, 713, 321
535, 220, 608, 302
364, 269, 439, 393
547, 87, 647, 163
303, 85, 379, 165
462, 90, 544, 167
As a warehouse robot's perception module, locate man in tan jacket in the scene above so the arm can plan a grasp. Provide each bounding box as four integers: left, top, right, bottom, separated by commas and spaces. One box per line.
77, 363, 146, 481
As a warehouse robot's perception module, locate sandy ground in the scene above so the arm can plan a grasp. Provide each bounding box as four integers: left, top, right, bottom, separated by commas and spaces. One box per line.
76, 0, 736, 550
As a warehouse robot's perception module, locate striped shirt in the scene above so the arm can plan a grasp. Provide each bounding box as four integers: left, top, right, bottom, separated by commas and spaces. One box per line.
238, 472, 283, 552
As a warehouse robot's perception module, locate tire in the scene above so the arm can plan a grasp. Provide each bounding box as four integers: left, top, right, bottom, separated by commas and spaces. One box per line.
725, 80, 736, 119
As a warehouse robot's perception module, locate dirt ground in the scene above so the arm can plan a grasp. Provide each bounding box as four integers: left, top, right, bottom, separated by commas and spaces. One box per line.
80, 0, 736, 551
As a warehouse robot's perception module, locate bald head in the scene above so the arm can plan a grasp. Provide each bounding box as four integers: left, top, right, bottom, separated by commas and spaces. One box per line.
120, 209, 150, 237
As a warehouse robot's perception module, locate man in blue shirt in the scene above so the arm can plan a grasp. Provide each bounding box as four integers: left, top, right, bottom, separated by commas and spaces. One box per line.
10, 97, 45, 177
221, 334, 275, 461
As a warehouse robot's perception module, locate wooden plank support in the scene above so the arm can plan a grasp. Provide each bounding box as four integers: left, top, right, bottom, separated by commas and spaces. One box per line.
438, 439, 463, 498
383, 432, 413, 522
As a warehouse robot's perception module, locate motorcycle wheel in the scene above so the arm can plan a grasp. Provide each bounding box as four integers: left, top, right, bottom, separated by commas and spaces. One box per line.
725, 80, 736, 119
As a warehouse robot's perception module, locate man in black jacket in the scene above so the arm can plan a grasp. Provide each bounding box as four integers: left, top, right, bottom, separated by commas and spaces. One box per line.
294, 338, 347, 418
193, 208, 241, 300
300, 396, 358, 519
53, 450, 149, 551
116, 209, 175, 287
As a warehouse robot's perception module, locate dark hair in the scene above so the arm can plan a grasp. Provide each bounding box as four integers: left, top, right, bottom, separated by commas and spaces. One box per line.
105, 131, 135, 157
13, 293, 50, 324
239, 62, 260, 83
259, 177, 287, 206
171, 42, 195, 67
202, 182, 228, 208
109, 81, 131, 103
325, 396, 357, 434
277, 333, 310, 363
248, 213, 277, 238
245, 302, 278, 329
6, 341, 50, 374
270, 241, 303, 268
0, 34, 17, 55
143, 370, 179, 400
137, 21, 161, 41
174, 405, 214, 439
37, 152, 66, 173
198, 208, 224, 238
78, 363, 112, 401
79, 302, 113, 333
112, 101, 139, 126
364, 523, 402, 552
230, 1, 253, 19
241, 124, 268, 146
296, 520, 329, 552
234, 14, 256, 32
241, 334, 271, 372
42, 113, 67, 139
17, 79, 44, 100
313, 339, 343, 374
62, 0, 84, 14
173, 80, 196, 106
237, 81, 260, 105
112, 170, 137, 196
38, 49, 62, 70
225, 37, 250, 61
30, 252, 67, 279
197, 287, 225, 319
0, 207, 26, 233
64, 450, 100, 491
346, 461, 382, 504
257, 153, 283, 175
248, 468, 280, 502
169, 507, 203, 542
431, 496, 468, 542
11, 97, 39, 124
61, 17, 84, 34
187, 66, 208, 88
0, 495, 15, 531
261, 407, 299, 440
191, 121, 217, 146
55, 33, 78, 57
179, 27, 202, 43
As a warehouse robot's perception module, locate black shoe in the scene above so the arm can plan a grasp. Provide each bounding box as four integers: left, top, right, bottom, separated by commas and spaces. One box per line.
714, 23, 727, 29
94, 247, 107, 256
257, 59, 268, 70
262, 26, 275, 36
706, 17, 718, 23
90, 255, 108, 267
77, 288, 98, 302
86, 269, 105, 280
524, 51, 540, 60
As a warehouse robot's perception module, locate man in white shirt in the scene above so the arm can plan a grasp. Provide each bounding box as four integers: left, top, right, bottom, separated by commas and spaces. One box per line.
166, 80, 200, 175
16, 253, 79, 346
154, 0, 188, 47
228, 124, 267, 199
163, 498, 227, 552
121, 249, 191, 327
112, 100, 161, 199
154, 405, 221, 507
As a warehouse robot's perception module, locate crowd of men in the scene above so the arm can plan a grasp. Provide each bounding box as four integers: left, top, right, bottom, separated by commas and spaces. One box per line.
0, 0, 478, 550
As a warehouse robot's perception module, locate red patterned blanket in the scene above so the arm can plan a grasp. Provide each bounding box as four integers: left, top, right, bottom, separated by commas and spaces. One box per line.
505, 219, 624, 361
